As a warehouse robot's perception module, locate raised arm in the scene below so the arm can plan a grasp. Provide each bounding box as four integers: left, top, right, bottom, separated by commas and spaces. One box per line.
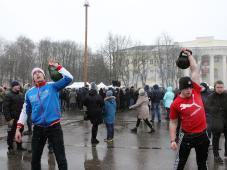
183, 48, 200, 84
52, 64, 74, 91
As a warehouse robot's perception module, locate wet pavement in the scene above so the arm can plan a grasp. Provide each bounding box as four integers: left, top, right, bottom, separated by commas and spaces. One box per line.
0, 110, 227, 170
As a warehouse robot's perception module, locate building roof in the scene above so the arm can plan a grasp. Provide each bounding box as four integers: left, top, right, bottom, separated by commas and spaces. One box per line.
178, 36, 227, 47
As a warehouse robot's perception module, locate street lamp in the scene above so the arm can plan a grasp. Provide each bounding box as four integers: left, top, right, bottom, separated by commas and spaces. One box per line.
83, 0, 89, 86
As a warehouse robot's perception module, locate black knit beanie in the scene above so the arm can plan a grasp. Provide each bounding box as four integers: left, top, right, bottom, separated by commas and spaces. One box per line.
179, 77, 193, 90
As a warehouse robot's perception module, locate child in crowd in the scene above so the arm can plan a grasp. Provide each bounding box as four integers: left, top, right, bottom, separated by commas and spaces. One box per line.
103, 90, 117, 142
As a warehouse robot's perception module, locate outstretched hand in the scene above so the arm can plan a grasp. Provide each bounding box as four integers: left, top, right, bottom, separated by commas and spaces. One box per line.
181, 48, 191, 56
48, 58, 59, 68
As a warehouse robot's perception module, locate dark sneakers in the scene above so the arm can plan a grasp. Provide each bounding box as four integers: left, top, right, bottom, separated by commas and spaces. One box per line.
17, 144, 27, 151
7, 149, 15, 156
17, 147, 27, 151
104, 138, 113, 142
224, 152, 227, 158
23, 130, 32, 136
148, 128, 155, 133
214, 156, 224, 164
131, 127, 137, 133
91, 138, 99, 144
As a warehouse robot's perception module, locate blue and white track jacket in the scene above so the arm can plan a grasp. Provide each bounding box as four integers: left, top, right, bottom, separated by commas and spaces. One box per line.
17, 65, 73, 128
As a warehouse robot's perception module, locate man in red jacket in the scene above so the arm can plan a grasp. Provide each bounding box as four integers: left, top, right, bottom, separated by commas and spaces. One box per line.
169, 49, 210, 170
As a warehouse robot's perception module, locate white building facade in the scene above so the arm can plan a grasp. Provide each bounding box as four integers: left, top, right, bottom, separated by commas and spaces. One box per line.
179, 36, 227, 86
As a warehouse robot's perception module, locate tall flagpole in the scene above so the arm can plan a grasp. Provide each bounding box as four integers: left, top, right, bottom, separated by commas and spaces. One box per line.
83, 0, 89, 86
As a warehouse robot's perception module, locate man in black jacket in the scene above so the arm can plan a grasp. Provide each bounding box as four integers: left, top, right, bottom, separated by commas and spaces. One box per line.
205, 80, 227, 164
151, 84, 163, 122
3, 81, 25, 154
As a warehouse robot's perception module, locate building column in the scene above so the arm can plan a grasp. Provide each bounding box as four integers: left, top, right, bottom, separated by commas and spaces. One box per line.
197, 56, 202, 82
223, 55, 227, 85
209, 55, 214, 86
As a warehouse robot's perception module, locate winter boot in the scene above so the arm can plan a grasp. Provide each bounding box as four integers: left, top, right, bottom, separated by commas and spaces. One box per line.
131, 127, 137, 133
91, 138, 99, 144
148, 128, 155, 133
17, 143, 27, 151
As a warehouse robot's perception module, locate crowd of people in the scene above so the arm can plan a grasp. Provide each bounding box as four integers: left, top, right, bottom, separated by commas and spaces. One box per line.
0, 49, 227, 170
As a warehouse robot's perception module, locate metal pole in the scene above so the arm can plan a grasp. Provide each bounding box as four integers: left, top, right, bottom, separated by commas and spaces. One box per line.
83, 1, 89, 86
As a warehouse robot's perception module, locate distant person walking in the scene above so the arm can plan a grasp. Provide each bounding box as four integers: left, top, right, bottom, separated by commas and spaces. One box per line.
130, 89, 155, 133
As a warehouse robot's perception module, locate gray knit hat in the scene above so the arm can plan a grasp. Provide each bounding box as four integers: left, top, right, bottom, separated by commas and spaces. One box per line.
90, 82, 97, 91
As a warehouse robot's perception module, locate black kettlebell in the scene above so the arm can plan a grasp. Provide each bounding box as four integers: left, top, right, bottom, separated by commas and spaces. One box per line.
176, 49, 192, 69
48, 65, 63, 82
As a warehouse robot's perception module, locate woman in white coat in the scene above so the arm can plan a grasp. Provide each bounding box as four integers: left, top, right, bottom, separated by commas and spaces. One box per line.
129, 89, 155, 133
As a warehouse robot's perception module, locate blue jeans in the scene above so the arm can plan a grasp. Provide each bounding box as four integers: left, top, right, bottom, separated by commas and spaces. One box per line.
152, 102, 161, 121
105, 123, 114, 139
31, 123, 67, 170
129, 98, 134, 106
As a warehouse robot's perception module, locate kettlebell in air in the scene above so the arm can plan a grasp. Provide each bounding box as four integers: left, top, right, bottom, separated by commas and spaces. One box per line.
48, 65, 63, 82
176, 49, 192, 69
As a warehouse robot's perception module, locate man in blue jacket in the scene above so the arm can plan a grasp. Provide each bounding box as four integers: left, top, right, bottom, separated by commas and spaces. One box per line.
15, 60, 73, 170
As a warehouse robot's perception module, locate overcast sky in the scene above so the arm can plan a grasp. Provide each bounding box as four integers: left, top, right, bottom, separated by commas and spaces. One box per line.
0, 0, 227, 50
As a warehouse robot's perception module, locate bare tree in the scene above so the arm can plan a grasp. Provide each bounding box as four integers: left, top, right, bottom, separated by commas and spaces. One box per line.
155, 33, 181, 87
88, 53, 109, 84
101, 33, 133, 84
37, 39, 84, 81
15, 36, 35, 83
37, 39, 53, 73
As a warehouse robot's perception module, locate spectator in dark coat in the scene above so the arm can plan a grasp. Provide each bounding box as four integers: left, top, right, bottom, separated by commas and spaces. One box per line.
3, 81, 25, 154
151, 84, 163, 122
129, 86, 135, 106
205, 80, 227, 164
84, 83, 104, 144
0, 86, 5, 113
200, 82, 212, 139
99, 88, 106, 99
119, 89, 125, 111
125, 88, 130, 108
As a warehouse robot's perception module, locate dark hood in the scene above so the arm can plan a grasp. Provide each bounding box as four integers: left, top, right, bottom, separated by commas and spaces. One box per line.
153, 84, 159, 90
200, 82, 209, 92
89, 89, 97, 96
